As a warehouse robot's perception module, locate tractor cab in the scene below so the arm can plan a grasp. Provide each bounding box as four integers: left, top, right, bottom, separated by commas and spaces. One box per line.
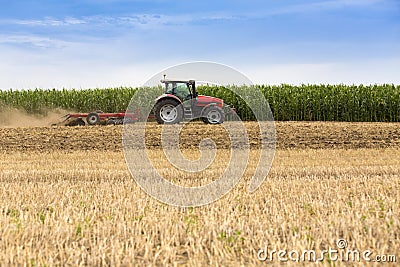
161, 79, 197, 102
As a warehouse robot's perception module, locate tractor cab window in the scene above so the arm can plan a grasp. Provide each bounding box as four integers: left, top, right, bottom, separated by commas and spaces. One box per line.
165, 82, 192, 101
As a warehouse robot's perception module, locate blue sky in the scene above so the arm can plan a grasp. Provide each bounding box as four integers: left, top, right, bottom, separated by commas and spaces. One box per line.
0, 0, 399, 88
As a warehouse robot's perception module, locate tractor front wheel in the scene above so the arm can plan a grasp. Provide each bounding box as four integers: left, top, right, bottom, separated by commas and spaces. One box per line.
154, 99, 183, 124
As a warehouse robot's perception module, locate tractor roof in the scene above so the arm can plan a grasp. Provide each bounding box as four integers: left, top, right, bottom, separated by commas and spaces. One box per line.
160, 79, 195, 84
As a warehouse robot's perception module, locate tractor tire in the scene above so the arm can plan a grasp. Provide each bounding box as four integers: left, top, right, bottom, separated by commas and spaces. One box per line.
154, 99, 183, 124
86, 112, 101, 125
202, 106, 224, 124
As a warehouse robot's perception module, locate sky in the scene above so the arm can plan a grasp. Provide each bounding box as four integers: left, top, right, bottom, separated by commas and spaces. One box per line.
0, 0, 399, 89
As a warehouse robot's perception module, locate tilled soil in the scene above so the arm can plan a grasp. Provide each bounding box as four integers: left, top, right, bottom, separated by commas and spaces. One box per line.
0, 121, 399, 152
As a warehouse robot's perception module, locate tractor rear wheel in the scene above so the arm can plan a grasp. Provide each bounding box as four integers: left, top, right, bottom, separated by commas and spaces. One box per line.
154, 99, 183, 124
86, 112, 101, 125
203, 106, 224, 124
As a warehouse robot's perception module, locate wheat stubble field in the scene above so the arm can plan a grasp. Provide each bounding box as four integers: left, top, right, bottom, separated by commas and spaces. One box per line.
0, 122, 399, 266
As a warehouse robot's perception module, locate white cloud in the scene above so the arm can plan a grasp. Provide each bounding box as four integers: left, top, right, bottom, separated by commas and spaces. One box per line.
0, 14, 188, 29
0, 12, 239, 31
249, 0, 392, 17
2, 17, 87, 27
325, 0, 384, 6
0, 35, 72, 48
310, 0, 386, 9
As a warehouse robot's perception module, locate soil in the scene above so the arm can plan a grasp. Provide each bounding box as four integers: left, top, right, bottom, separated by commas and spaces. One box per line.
1, 121, 399, 152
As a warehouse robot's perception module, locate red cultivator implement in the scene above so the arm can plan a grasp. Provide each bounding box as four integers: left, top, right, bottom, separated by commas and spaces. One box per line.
54, 109, 154, 126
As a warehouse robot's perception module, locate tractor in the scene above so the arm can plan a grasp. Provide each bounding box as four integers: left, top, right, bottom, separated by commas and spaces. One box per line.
154, 79, 233, 124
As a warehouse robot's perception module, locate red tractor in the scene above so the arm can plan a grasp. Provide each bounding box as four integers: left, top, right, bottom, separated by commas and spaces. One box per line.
57, 79, 234, 126
154, 79, 233, 124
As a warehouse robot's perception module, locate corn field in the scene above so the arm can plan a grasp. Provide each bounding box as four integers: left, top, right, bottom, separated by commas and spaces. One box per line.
0, 84, 399, 122
0, 87, 137, 115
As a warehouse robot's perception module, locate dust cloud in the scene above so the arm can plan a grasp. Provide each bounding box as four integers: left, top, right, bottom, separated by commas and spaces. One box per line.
0, 108, 75, 127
